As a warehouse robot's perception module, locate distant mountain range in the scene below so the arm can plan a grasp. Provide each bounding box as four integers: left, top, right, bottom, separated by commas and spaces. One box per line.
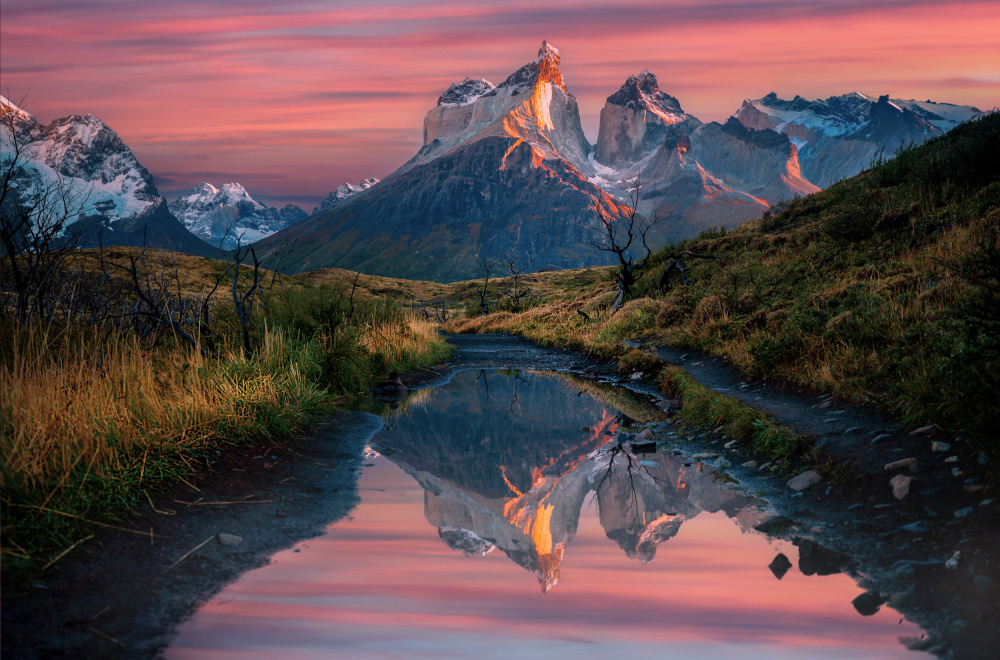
168, 182, 307, 250
257, 43, 982, 280
4, 47, 982, 277
0, 95, 213, 255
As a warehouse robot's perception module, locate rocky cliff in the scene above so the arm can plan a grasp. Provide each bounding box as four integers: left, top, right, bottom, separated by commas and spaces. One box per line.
256, 42, 629, 281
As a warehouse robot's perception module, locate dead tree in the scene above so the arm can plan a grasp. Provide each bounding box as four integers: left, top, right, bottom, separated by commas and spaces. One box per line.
503, 250, 529, 304
1, 96, 90, 325
229, 238, 263, 355
590, 177, 664, 314
478, 257, 495, 315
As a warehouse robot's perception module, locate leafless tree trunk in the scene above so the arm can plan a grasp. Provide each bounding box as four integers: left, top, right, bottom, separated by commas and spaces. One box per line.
589, 176, 664, 314
478, 257, 495, 315
1, 96, 90, 325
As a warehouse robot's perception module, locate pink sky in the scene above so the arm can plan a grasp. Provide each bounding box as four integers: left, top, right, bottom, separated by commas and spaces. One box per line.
2, 0, 998, 208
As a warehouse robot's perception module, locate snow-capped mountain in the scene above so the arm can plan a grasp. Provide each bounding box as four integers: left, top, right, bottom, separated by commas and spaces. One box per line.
589, 72, 818, 239
734, 92, 982, 186
253, 44, 983, 281
0, 95, 212, 254
317, 177, 380, 211
257, 41, 630, 281
168, 182, 306, 250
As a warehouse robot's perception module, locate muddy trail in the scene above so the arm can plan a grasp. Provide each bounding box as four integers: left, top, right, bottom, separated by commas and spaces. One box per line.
2, 333, 998, 659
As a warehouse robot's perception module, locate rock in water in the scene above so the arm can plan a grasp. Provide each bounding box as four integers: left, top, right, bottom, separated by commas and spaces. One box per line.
768, 553, 792, 579
852, 591, 885, 616
787, 469, 822, 492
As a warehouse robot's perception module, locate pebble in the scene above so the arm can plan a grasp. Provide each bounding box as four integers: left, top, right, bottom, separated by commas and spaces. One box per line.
870, 433, 891, 446
963, 485, 984, 493
758, 462, 771, 471
723, 440, 739, 449
909, 425, 935, 436
769, 465, 781, 472
817, 400, 833, 409
902, 521, 928, 533
978, 452, 990, 466
742, 460, 758, 468
951, 467, 964, 477
636, 429, 653, 440
889, 474, 913, 500
843, 426, 863, 435
630, 372, 643, 380
884, 458, 917, 471
981, 499, 994, 507
954, 507, 974, 518
691, 453, 717, 460
714, 457, 732, 469
931, 441, 951, 452
787, 469, 822, 492
944, 456, 959, 463
945, 551, 961, 570
217, 533, 244, 546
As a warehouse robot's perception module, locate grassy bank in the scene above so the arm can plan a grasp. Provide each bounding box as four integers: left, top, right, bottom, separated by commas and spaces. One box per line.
445, 113, 1000, 459
1, 273, 450, 584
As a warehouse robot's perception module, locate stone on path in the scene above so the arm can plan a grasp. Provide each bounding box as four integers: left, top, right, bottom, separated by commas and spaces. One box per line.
890, 474, 913, 500
844, 426, 863, 435
636, 429, 653, 440
954, 507, 974, 518
742, 460, 758, 468
902, 521, 928, 534
945, 551, 960, 570
909, 425, 935, 436
885, 458, 917, 471
870, 433, 891, 446
787, 469, 822, 492
217, 533, 243, 546
931, 441, 951, 452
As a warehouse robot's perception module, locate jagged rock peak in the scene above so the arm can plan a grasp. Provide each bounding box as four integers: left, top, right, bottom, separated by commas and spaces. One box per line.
496, 40, 567, 94
607, 70, 685, 117
438, 78, 496, 107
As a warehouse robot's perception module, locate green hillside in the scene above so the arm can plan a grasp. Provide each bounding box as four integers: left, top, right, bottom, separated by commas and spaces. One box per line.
447, 112, 1000, 453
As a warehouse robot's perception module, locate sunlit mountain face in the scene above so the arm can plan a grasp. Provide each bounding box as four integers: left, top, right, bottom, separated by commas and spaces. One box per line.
376, 370, 763, 592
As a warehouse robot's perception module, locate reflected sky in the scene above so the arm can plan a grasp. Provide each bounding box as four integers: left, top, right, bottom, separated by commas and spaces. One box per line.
167, 371, 926, 659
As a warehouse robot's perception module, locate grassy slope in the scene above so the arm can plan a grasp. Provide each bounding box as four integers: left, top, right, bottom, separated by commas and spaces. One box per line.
445, 113, 1000, 456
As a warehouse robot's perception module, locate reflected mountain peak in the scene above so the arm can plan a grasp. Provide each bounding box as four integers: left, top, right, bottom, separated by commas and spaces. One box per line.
380, 370, 765, 588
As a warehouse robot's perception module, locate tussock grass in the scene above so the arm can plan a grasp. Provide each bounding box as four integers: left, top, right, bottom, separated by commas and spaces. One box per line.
1, 279, 452, 580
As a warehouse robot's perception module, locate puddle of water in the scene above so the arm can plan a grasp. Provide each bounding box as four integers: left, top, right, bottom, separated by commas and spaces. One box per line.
167, 370, 926, 659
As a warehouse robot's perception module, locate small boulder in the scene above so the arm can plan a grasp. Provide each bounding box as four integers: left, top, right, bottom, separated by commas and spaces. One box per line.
768, 553, 792, 580
787, 469, 822, 492
885, 458, 916, 471
852, 591, 884, 616
870, 433, 891, 446
890, 474, 913, 500
217, 533, 244, 546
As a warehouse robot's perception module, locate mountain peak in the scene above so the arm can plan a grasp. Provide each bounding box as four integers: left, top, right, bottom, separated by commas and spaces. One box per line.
606, 70, 685, 118
538, 40, 560, 59
438, 78, 495, 107
497, 41, 567, 94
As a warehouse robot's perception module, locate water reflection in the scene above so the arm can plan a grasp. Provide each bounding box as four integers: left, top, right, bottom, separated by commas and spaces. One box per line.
379, 370, 765, 592
168, 369, 930, 659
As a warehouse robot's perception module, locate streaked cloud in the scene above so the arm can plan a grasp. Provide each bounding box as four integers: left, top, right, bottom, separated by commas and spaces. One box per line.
2, 0, 997, 204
